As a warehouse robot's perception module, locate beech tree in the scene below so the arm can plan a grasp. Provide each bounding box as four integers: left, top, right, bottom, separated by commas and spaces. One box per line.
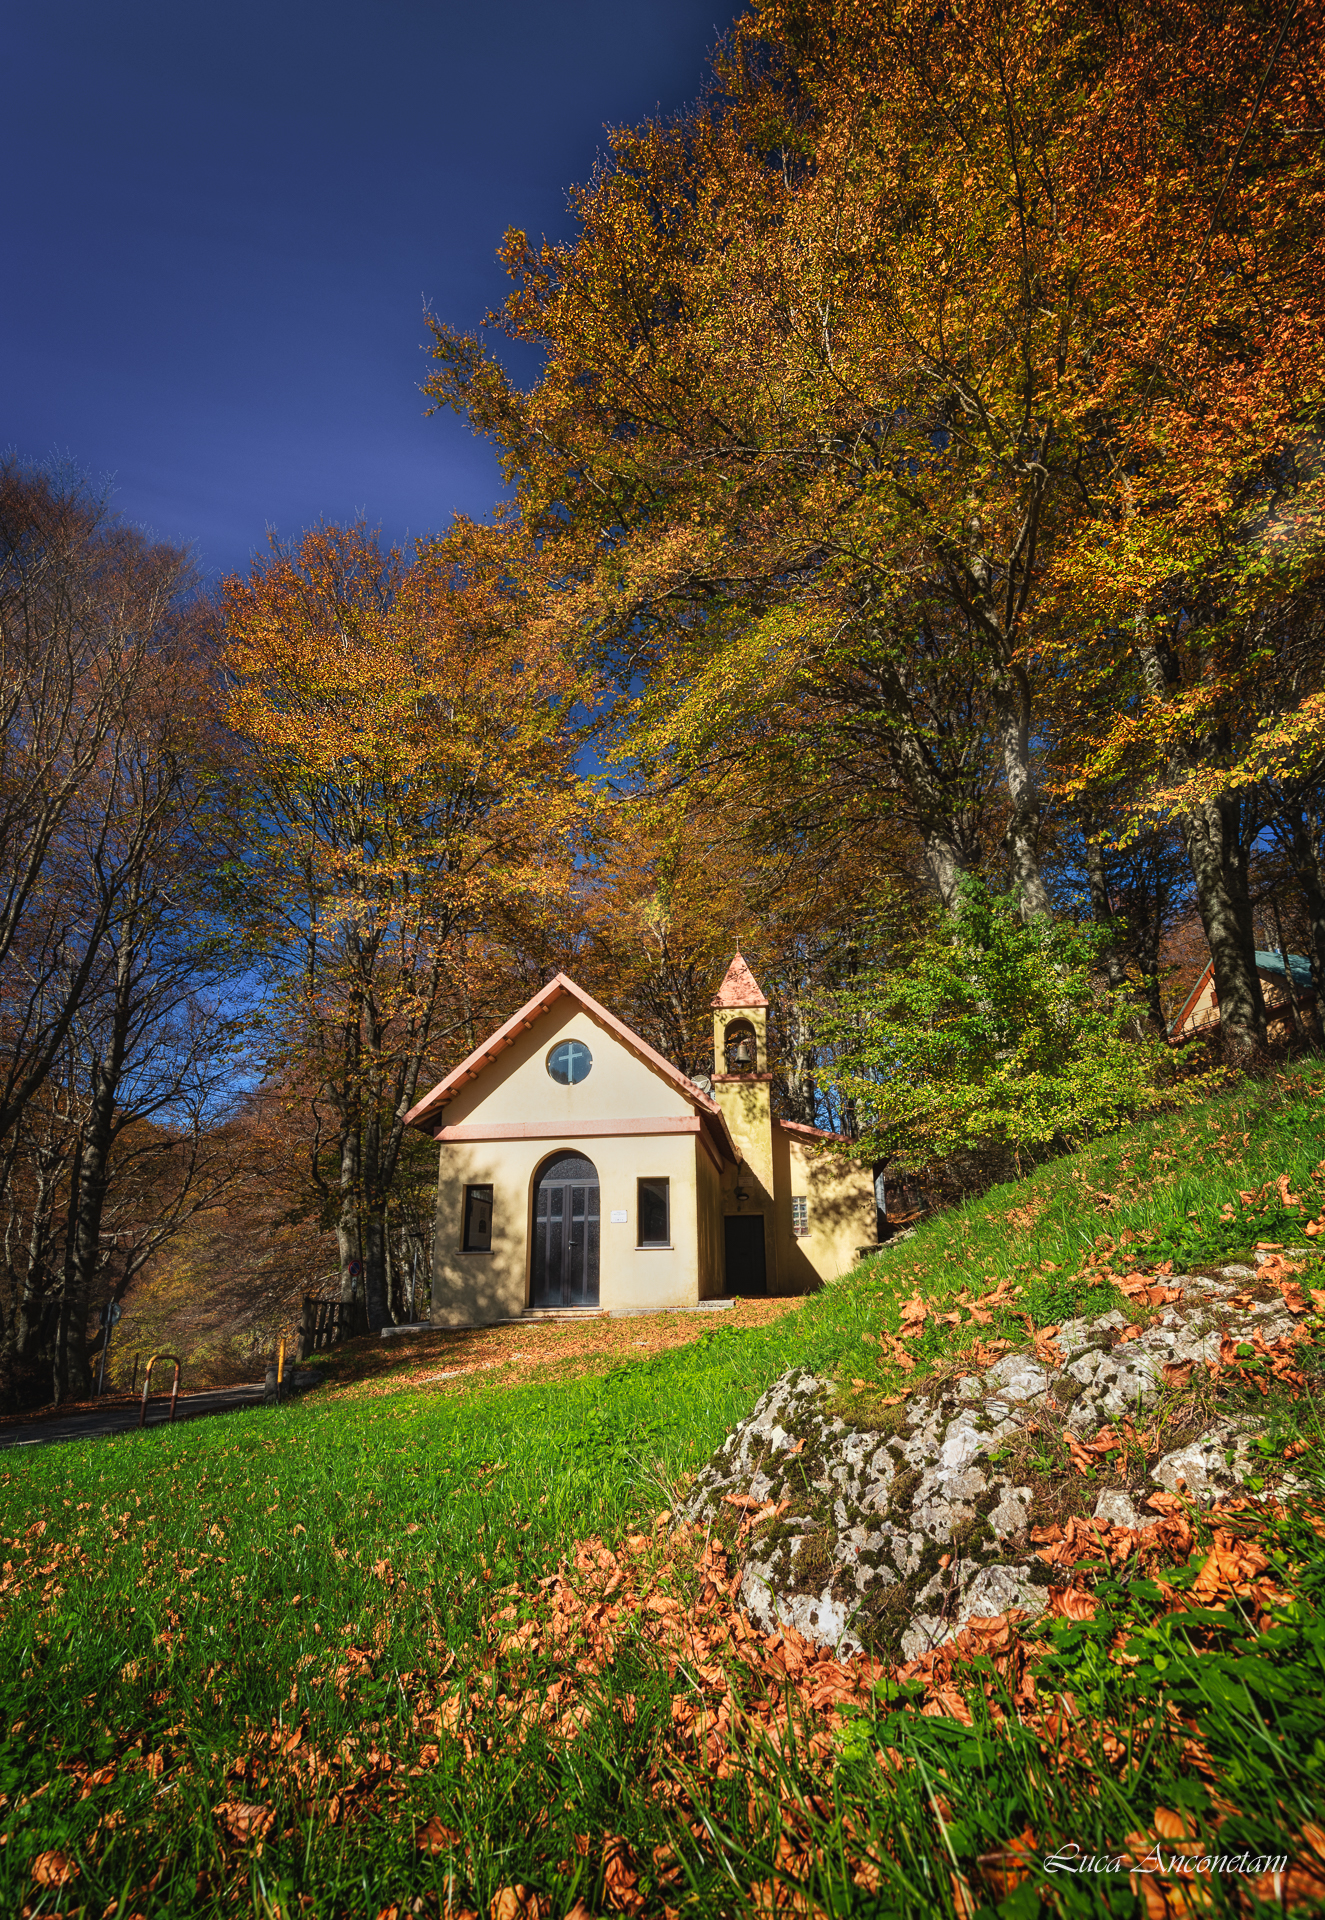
220, 519, 579, 1330
0, 458, 246, 1405
427, 0, 1325, 1062
0, 458, 200, 1141
1037, 0, 1325, 1055
425, 0, 1136, 917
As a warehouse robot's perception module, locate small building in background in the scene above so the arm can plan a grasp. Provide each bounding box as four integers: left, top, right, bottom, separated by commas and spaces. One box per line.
403, 955, 877, 1326
1169, 949, 1318, 1042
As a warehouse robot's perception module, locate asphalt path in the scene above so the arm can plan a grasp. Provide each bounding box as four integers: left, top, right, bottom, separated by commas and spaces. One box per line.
0, 1377, 317, 1450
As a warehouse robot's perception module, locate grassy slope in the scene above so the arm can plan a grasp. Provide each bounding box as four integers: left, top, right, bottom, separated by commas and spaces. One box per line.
1, 1063, 1324, 1917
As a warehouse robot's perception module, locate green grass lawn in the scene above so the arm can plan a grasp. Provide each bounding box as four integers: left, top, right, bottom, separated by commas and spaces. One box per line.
3, 1062, 1325, 1918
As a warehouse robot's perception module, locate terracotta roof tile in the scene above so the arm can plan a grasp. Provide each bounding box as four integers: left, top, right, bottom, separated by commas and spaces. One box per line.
710, 951, 769, 1009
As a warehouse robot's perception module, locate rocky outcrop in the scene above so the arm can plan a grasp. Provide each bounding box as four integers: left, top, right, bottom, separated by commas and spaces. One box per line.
682, 1265, 1312, 1662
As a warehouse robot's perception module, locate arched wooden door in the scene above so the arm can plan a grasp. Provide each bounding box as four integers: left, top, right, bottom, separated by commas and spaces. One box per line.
530, 1152, 600, 1308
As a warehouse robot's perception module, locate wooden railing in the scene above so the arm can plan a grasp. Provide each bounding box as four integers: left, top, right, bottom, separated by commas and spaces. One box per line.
299, 1295, 368, 1355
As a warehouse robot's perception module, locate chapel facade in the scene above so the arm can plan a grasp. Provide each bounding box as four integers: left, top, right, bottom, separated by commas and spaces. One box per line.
403, 955, 878, 1325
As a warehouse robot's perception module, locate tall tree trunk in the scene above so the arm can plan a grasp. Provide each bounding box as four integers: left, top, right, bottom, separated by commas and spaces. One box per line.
779, 996, 818, 1124
1137, 623, 1265, 1056
1179, 798, 1266, 1057
51, 1134, 83, 1406
864, 647, 980, 913
1084, 839, 1129, 989
361, 1213, 387, 1332
992, 667, 1053, 920
336, 1127, 362, 1307
922, 830, 968, 913
1282, 800, 1325, 996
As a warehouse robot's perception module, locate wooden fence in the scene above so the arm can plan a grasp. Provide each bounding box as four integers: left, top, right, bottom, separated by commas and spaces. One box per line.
299, 1295, 369, 1355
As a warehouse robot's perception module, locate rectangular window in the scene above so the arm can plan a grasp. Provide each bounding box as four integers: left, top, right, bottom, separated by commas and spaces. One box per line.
462, 1184, 493, 1251
791, 1195, 809, 1238
637, 1178, 670, 1247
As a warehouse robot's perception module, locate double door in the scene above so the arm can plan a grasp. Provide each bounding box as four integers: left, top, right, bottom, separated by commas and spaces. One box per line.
531, 1153, 600, 1307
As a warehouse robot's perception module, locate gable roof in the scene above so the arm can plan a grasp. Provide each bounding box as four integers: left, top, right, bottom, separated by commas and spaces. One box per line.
403, 971, 737, 1164
1255, 948, 1316, 991
711, 952, 769, 1009
1169, 960, 1215, 1036
1169, 949, 1317, 1036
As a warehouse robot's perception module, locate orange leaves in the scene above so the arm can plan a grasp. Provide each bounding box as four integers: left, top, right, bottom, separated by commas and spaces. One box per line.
897, 1295, 928, 1337
213, 1800, 274, 1847
1214, 1327, 1310, 1397
1187, 1532, 1270, 1607
1033, 1324, 1065, 1368
1119, 1813, 1325, 1919
1117, 1270, 1184, 1308
416, 1815, 462, 1855
1048, 1585, 1098, 1622
601, 1834, 645, 1914
976, 1828, 1038, 1901
969, 1338, 1013, 1368
30, 1851, 78, 1888
1065, 1427, 1122, 1474
489, 1889, 548, 1920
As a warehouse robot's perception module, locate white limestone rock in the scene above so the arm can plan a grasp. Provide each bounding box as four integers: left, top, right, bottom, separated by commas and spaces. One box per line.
682, 1270, 1313, 1658
1093, 1489, 1141, 1530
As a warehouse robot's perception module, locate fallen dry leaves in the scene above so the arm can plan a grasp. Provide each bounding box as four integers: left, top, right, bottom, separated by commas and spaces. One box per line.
213, 1800, 275, 1847
30, 1850, 78, 1888
489, 1888, 547, 1920
181, 1468, 1321, 1916
416, 1814, 462, 1855
1120, 1808, 1325, 1918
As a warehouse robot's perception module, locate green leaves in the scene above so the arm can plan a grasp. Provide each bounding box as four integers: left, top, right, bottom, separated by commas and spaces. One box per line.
815, 877, 1185, 1161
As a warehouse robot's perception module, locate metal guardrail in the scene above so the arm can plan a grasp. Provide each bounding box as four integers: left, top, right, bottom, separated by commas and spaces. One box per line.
138, 1352, 182, 1428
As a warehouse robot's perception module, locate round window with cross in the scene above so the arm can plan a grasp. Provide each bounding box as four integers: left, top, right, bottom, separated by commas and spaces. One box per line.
547, 1038, 593, 1085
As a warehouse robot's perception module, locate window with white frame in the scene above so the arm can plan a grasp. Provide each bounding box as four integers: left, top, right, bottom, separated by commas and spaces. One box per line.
791, 1195, 809, 1238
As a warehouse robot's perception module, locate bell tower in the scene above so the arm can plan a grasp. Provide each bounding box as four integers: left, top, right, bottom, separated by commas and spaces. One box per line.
711, 952, 775, 1218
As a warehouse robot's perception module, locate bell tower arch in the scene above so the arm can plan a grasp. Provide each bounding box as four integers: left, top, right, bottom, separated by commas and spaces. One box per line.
710, 952, 769, 1076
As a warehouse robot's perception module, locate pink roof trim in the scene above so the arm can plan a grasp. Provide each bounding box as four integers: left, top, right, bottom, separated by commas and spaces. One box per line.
778, 1118, 848, 1145
1169, 960, 1215, 1036
711, 951, 769, 1009
403, 972, 736, 1165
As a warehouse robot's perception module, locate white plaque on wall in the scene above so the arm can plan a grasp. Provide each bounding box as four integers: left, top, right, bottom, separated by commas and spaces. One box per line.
609, 1209, 628, 1223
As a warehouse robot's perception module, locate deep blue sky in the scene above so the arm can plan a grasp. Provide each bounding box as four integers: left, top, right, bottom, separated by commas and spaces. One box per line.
4, 1, 737, 584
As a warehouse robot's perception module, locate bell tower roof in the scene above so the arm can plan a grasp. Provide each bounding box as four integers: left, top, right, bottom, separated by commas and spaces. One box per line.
710, 952, 769, 1010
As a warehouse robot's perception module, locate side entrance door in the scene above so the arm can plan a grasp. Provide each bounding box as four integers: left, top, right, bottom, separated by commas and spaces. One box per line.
723, 1214, 767, 1295
531, 1153, 600, 1307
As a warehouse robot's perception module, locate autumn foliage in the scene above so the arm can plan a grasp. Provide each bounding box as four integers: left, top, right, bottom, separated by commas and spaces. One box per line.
426, 0, 1325, 1053
220, 518, 581, 1327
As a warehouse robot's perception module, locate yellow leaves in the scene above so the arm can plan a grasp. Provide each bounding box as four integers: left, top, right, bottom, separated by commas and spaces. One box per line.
221, 518, 579, 865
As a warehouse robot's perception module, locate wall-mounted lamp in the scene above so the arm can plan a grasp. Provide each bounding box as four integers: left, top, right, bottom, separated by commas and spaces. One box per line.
734, 1162, 750, 1207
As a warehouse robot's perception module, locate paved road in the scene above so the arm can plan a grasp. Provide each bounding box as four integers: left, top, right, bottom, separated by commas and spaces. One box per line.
0, 1380, 313, 1450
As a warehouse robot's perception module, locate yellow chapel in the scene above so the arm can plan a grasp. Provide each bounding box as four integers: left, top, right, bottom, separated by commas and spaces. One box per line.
403, 955, 878, 1324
